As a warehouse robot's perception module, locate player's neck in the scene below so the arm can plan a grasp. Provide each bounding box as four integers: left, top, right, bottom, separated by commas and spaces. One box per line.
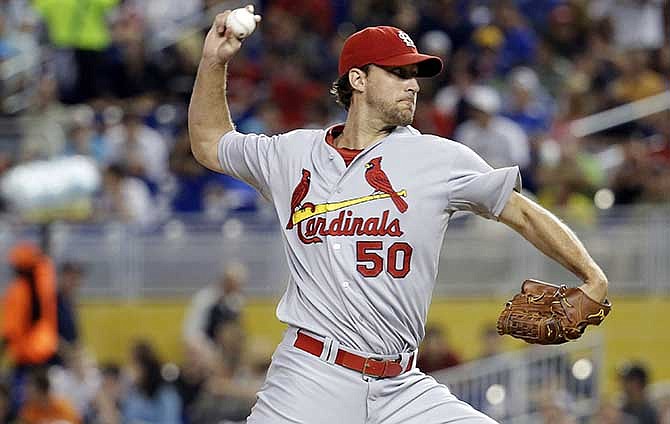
336, 107, 395, 150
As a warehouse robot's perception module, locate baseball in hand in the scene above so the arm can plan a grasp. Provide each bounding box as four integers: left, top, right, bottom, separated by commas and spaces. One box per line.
226, 6, 258, 39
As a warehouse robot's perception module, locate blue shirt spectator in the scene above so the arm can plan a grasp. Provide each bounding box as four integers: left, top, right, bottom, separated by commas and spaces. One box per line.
502, 67, 555, 136
122, 385, 182, 424
123, 341, 182, 424
498, 27, 537, 73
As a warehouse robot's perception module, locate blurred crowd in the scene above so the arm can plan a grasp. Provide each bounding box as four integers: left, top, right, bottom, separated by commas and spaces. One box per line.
0, 0, 668, 227
0, 240, 271, 423
416, 324, 670, 424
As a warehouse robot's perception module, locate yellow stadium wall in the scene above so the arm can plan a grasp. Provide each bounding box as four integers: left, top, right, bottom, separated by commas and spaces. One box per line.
77, 295, 670, 395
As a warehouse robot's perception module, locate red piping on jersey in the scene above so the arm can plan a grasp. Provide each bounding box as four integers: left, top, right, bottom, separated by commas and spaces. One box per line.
326, 125, 362, 166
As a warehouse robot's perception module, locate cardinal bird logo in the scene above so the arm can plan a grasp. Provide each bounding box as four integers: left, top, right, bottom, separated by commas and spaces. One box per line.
365, 157, 408, 213
286, 169, 311, 229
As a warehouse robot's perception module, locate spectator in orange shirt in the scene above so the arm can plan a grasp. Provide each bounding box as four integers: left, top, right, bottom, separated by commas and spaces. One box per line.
0, 241, 59, 415
19, 368, 80, 424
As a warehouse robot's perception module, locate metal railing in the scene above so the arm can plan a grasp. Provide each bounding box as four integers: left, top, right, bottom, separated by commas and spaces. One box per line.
431, 335, 605, 423
0, 204, 667, 298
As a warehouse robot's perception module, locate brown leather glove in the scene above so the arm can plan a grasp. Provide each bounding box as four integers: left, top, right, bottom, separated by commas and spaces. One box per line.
496, 279, 612, 345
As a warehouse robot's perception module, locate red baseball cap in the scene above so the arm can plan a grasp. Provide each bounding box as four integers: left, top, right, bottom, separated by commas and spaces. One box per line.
339, 26, 443, 78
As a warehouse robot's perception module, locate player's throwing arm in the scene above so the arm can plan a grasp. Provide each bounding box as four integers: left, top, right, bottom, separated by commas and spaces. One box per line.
188, 5, 261, 173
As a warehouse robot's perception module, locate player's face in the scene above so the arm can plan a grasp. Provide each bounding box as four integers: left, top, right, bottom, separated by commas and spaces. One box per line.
364, 64, 420, 127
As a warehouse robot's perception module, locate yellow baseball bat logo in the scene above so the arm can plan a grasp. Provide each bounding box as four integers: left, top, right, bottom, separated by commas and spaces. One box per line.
291, 190, 407, 225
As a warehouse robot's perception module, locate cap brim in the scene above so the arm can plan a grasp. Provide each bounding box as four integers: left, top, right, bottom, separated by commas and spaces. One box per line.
374, 52, 443, 77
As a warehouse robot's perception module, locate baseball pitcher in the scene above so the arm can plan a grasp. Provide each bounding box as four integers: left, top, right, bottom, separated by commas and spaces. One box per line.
188, 6, 610, 423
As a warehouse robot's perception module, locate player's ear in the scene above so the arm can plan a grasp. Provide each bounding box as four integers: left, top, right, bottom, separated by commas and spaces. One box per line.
349, 68, 367, 93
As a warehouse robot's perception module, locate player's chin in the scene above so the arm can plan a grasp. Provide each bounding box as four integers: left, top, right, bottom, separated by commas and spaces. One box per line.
396, 109, 415, 126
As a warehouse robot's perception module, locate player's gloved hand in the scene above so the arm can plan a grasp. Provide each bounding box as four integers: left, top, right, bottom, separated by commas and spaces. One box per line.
496, 279, 612, 345
202, 5, 261, 65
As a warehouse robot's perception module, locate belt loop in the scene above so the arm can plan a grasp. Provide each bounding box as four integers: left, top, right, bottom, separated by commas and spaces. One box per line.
289, 327, 300, 345
319, 336, 333, 361
399, 350, 415, 371
325, 339, 340, 364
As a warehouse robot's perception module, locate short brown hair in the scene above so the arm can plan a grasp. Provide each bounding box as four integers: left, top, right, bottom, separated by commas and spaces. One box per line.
330, 65, 370, 111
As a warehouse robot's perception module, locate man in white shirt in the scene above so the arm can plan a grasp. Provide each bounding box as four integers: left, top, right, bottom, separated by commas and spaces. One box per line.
455, 85, 531, 169
182, 262, 247, 367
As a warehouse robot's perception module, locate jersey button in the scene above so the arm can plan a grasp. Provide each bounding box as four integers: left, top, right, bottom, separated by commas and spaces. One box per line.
342, 281, 350, 288
329, 154, 335, 160
336, 187, 342, 193
333, 243, 341, 250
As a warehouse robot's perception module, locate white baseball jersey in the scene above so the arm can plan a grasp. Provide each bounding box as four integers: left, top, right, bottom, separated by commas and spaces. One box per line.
218, 124, 520, 355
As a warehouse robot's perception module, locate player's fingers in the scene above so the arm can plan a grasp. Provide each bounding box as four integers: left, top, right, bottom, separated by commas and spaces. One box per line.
223, 27, 243, 49
213, 11, 231, 35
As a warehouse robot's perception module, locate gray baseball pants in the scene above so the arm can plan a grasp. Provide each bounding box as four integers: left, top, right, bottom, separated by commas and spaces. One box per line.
247, 326, 498, 423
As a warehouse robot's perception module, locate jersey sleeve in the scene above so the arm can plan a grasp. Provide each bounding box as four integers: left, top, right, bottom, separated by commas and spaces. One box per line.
217, 130, 279, 200
446, 144, 521, 219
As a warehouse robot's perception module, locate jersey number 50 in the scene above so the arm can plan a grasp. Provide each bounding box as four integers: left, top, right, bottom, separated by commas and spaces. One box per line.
356, 241, 413, 278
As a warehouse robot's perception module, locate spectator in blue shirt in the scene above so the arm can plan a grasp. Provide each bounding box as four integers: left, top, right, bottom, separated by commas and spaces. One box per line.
495, 2, 537, 74
122, 341, 182, 424
502, 67, 555, 137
